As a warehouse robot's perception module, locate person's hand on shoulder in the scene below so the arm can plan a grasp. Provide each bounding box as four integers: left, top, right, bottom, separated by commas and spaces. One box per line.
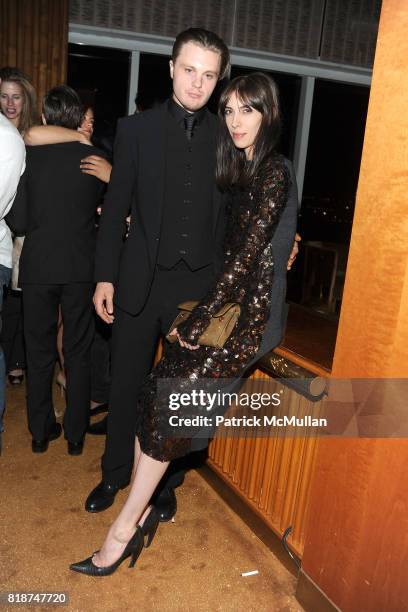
78, 124, 93, 142
77, 130, 93, 146
80, 155, 112, 183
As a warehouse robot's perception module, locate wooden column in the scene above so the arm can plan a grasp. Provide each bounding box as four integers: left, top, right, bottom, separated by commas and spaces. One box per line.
298, 1, 408, 611
0, 0, 69, 115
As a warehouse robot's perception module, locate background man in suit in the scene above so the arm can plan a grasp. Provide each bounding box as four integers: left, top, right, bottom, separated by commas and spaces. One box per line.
7, 85, 105, 456
86, 28, 230, 518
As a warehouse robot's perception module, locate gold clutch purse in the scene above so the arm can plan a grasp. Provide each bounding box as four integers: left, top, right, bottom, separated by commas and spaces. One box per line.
166, 300, 241, 349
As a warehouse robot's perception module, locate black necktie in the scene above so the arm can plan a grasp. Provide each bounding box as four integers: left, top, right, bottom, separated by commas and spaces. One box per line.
184, 114, 196, 140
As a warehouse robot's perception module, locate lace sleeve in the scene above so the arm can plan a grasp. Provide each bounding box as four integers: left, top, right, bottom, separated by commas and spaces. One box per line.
177, 159, 290, 344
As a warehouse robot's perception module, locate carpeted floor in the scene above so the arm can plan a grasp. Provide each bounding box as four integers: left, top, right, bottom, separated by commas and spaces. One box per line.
0, 378, 304, 612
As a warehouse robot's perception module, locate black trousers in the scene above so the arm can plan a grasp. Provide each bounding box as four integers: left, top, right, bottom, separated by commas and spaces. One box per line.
102, 262, 214, 490
1, 289, 26, 372
91, 314, 111, 404
22, 283, 94, 442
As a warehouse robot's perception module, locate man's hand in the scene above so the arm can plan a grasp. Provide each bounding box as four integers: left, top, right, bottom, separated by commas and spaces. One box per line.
80, 155, 112, 183
93, 282, 115, 324
287, 233, 302, 270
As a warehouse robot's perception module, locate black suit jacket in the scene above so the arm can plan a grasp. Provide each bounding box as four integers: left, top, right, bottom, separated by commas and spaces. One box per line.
7, 142, 105, 284
94, 102, 226, 316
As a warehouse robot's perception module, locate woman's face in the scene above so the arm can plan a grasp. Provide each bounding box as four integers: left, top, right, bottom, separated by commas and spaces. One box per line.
80, 107, 94, 138
0, 81, 24, 127
224, 91, 263, 160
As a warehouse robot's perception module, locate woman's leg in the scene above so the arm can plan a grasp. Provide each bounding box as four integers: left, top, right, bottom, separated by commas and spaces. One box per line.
56, 306, 66, 389
131, 436, 142, 482
92, 440, 169, 567
129, 437, 154, 525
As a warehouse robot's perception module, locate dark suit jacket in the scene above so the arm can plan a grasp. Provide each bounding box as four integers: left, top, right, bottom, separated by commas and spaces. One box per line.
94, 102, 226, 316
7, 142, 105, 285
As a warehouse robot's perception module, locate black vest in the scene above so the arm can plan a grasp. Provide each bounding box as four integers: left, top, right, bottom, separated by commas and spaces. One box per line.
157, 110, 215, 269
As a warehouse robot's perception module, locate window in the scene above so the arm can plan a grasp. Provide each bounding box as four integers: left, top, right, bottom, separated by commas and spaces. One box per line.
137, 52, 173, 110
68, 43, 130, 137
283, 79, 369, 370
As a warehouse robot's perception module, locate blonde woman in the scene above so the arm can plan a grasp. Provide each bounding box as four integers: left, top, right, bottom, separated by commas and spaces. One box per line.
0, 69, 37, 385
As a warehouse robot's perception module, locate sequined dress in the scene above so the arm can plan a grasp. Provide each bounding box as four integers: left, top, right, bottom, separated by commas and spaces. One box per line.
137, 154, 290, 461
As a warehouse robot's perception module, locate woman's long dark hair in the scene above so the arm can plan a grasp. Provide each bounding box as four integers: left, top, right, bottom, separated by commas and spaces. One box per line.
216, 72, 281, 190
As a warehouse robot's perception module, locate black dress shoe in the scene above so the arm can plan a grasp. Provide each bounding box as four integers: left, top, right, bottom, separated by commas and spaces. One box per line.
32, 422, 62, 453
68, 439, 84, 455
154, 487, 177, 522
70, 526, 144, 576
85, 480, 129, 513
87, 415, 107, 435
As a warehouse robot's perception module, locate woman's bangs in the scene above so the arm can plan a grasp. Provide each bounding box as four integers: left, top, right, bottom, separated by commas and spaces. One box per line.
221, 81, 260, 113
235, 82, 264, 113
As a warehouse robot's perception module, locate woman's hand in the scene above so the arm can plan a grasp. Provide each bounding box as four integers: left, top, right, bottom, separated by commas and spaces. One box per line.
287, 233, 301, 270
78, 125, 93, 141
80, 155, 112, 183
168, 327, 200, 351
77, 131, 93, 146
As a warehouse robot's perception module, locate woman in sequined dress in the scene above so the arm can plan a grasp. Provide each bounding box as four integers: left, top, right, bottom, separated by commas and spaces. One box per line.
71, 73, 296, 576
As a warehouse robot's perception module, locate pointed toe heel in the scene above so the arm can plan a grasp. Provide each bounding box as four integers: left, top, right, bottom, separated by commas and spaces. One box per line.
69, 526, 144, 576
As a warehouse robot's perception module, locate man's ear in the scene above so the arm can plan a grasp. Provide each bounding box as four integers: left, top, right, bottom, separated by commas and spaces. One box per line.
41, 113, 47, 125
169, 59, 174, 79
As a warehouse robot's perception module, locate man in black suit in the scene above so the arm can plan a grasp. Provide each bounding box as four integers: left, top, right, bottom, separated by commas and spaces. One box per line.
85, 29, 231, 518
7, 85, 106, 455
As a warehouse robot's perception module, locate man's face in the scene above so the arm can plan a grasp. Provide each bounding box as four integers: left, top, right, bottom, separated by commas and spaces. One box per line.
170, 42, 221, 112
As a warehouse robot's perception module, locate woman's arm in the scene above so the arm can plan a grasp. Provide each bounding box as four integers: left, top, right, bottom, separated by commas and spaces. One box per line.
177, 160, 290, 345
24, 125, 90, 146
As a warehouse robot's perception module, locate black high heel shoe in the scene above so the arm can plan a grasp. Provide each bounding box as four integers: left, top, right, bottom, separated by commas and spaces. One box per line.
69, 526, 144, 576
141, 507, 160, 548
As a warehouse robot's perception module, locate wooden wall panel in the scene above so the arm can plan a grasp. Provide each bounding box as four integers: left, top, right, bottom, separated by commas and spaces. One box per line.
0, 0, 69, 116
300, 1, 408, 610
207, 368, 322, 558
